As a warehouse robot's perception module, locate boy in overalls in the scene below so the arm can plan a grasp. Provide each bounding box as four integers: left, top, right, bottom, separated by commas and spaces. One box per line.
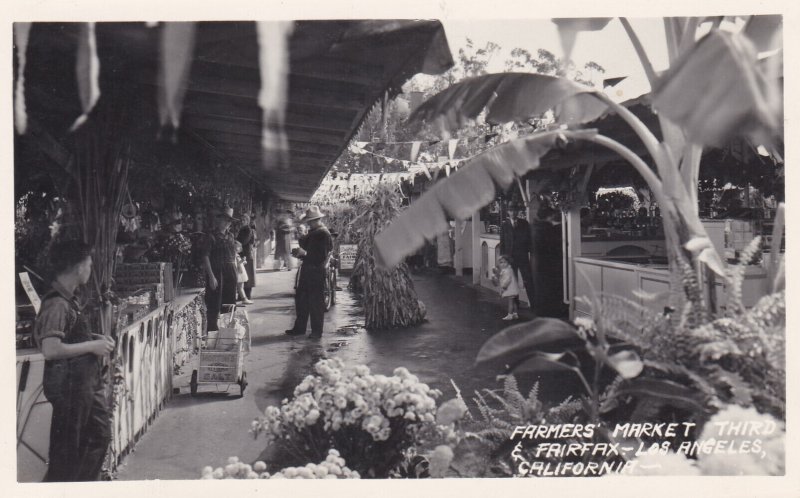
34, 240, 115, 481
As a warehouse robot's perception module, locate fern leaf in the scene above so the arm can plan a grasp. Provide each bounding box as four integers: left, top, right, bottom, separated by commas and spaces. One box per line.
527, 381, 540, 404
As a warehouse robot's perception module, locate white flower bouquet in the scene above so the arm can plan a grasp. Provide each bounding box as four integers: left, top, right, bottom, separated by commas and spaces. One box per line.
252, 358, 441, 477
201, 450, 360, 479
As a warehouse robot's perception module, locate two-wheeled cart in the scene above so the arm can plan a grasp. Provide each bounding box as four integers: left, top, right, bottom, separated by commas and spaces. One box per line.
190, 305, 250, 397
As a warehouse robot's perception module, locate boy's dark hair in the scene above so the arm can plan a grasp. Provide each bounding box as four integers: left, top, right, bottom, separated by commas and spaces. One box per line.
48, 240, 93, 276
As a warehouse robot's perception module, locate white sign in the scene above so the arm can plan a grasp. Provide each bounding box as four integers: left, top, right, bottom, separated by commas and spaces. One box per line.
18, 272, 41, 314
338, 244, 357, 271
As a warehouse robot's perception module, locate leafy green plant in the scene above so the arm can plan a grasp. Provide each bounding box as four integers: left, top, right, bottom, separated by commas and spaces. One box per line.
598, 237, 786, 418
472, 375, 582, 445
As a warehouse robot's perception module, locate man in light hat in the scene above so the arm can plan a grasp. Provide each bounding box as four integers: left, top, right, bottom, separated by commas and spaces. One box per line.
285, 205, 332, 338
200, 206, 239, 332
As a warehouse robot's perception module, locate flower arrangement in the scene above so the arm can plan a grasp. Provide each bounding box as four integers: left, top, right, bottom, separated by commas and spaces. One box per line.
251, 358, 441, 477
201, 450, 360, 479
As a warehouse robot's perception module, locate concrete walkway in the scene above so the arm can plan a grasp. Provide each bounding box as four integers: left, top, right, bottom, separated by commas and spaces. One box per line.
115, 266, 560, 480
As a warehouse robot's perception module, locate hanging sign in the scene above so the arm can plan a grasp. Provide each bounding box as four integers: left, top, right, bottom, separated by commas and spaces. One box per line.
18, 273, 41, 314
338, 244, 358, 271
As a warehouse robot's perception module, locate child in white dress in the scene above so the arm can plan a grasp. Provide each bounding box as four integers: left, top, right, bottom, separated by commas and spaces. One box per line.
234, 241, 253, 304
496, 255, 519, 320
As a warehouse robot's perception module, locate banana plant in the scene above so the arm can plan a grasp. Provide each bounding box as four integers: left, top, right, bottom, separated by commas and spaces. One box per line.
374, 16, 783, 307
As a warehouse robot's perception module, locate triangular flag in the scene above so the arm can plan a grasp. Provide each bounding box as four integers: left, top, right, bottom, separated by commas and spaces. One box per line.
257, 21, 294, 169
448, 139, 458, 160
410, 141, 421, 162
71, 23, 101, 132
13, 23, 32, 135
158, 22, 197, 132
356, 141, 369, 149
420, 162, 432, 180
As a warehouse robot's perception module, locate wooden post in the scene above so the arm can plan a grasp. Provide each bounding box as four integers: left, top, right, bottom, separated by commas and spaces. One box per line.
454, 220, 464, 277
565, 206, 583, 320
472, 212, 481, 284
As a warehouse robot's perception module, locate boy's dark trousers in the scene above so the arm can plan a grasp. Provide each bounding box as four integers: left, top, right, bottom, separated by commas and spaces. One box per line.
43, 356, 111, 482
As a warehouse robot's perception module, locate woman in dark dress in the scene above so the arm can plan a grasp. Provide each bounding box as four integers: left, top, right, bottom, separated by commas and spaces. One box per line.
236, 213, 256, 299
201, 207, 238, 332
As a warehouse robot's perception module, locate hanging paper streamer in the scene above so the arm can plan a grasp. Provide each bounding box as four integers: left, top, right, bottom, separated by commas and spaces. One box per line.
448, 139, 458, 160
257, 21, 294, 169
71, 23, 102, 131
13, 23, 32, 135
410, 141, 421, 162
158, 22, 197, 133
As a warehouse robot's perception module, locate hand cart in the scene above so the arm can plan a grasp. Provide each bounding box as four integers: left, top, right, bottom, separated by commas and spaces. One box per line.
190, 305, 250, 397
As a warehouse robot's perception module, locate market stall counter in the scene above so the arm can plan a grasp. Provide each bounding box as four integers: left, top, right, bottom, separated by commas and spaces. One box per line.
15, 288, 205, 482
572, 256, 769, 319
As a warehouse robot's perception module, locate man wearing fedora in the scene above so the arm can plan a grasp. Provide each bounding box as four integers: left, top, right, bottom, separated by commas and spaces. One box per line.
285, 206, 333, 338
200, 206, 239, 332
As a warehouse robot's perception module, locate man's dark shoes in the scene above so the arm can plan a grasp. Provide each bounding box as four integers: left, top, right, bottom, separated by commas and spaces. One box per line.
285, 329, 305, 336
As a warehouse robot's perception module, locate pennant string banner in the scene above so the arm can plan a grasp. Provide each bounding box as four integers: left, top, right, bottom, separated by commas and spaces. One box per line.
257, 21, 294, 169
448, 139, 458, 160
410, 141, 421, 162
13, 23, 32, 135
71, 22, 101, 132
158, 22, 197, 132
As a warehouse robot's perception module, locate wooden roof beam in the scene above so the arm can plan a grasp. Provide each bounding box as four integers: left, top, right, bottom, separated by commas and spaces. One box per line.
180, 74, 368, 111
183, 118, 347, 146
192, 59, 380, 90
182, 104, 356, 132
290, 58, 386, 87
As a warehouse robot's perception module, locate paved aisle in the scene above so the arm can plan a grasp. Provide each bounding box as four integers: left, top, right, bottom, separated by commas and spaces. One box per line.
116, 268, 566, 480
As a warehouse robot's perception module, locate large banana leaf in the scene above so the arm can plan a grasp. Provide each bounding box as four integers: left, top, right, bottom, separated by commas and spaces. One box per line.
408, 72, 607, 133
475, 318, 581, 365
374, 129, 597, 268
743, 14, 783, 53
651, 29, 781, 147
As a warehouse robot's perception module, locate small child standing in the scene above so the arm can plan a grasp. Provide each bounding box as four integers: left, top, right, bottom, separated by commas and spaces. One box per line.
234, 240, 253, 304
494, 255, 519, 320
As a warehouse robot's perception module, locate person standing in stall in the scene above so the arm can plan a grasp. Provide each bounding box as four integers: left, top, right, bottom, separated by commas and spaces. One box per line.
532, 205, 566, 317
236, 213, 256, 300
500, 208, 535, 309
200, 206, 239, 332
34, 240, 115, 481
273, 210, 295, 271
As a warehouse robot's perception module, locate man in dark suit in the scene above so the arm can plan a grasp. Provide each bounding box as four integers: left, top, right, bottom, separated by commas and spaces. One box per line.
501, 209, 535, 308
285, 206, 333, 338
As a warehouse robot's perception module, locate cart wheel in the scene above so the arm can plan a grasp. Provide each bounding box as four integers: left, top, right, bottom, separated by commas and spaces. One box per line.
190, 370, 198, 396
239, 372, 248, 397
323, 274, 332, 311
